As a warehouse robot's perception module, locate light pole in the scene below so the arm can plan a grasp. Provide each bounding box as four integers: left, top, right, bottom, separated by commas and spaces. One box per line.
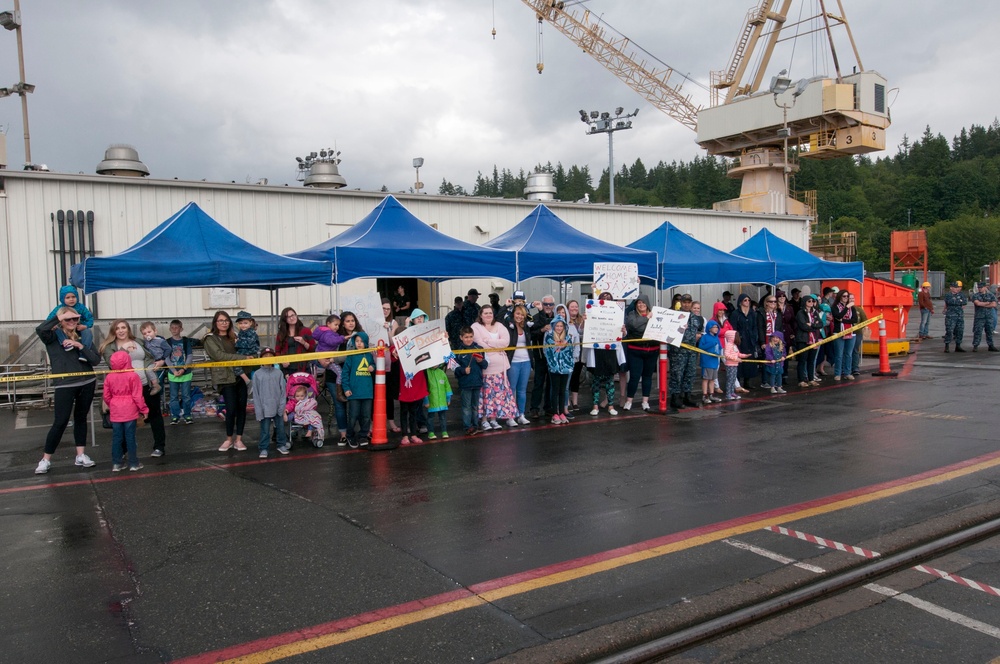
0, 0, 35, 167
769, 69, 795, 215
412, 157, 424, 194
580, 107, 638, 206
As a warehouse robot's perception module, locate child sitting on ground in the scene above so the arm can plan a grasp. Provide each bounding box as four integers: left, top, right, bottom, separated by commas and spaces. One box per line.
341, 331, 374, 449
424, 363, 452, 439
698, 320, 723, 404
723, 330, 752, 401
764, 332, 787, 394
234, 311, 261, 386
104, 349, 149, 472
285, 385, 325, 446
139, 321, 172, 397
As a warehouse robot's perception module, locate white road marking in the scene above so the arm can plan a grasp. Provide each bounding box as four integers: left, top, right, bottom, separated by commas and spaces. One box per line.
723, 539, 1000, 641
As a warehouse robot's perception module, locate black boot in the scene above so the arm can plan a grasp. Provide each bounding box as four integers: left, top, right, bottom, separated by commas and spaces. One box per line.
671, 393, 683, 410
944, 344, 950, 353
989, 346, 999, 352
955, 345, 966, 352
665, 394, 678, 413
682, 392, 699, 408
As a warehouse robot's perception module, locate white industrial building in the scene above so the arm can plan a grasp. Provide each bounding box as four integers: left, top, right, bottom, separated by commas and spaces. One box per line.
0, 165, 810, 329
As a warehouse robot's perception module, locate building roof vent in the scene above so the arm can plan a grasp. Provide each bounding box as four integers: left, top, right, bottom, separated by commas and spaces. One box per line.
96, 144, 149, 177
296, 149, 347, 189
524, 171, 557, 201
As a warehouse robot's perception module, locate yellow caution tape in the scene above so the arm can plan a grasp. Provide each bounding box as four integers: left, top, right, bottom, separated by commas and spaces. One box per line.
0, 316, 884, 384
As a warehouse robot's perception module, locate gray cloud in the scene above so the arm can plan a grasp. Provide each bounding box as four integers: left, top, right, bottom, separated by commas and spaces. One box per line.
0, 1, 995, 192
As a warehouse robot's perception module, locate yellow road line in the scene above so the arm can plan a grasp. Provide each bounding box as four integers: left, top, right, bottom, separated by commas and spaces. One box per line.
219, 452, 1000, 663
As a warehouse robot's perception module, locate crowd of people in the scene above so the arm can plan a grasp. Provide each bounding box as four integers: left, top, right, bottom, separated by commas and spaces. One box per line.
34, 283, 876, 475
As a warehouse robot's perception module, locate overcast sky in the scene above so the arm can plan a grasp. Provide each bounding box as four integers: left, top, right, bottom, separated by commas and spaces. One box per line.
0, 0, 996, 193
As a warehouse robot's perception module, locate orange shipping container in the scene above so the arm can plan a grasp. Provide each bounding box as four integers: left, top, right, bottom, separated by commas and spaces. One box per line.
821, 276, 912, 339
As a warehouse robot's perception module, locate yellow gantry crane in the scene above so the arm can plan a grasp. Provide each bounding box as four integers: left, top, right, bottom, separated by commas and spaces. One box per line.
522, 0, 890, 217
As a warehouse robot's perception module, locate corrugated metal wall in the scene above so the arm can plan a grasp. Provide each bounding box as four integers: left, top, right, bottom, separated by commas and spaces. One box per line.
0, 171, 809, 323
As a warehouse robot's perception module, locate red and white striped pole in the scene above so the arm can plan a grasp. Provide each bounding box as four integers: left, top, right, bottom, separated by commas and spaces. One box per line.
659, 342, 669, 412
872, 317, 897, 377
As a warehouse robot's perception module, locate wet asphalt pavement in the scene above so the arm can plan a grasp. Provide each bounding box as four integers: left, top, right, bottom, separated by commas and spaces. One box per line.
3, 307, 1000, 663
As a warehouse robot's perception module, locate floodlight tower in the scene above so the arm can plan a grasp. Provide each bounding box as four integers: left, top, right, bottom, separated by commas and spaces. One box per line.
0, 0, 36, 167
579, 107, 638, 205
413, 157, 424, 193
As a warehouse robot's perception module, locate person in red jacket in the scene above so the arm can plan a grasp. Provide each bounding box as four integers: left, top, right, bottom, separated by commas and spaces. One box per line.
275, 307, 316, 375
104, 350, 150, 472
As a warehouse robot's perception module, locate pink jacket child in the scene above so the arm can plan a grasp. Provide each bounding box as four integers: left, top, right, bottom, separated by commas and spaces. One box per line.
103, 350, 149, 470
722, 330, 752, 400
284, 378, 325, 446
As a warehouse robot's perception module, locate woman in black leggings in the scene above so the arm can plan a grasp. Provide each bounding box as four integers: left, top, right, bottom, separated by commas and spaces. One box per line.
203, 311, 250, 451
34, 307, 102, 474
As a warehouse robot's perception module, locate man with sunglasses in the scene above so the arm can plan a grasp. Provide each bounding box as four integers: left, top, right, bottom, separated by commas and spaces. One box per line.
528, 296, 556, 418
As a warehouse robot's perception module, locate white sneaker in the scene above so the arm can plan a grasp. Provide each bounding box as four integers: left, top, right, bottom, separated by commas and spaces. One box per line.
490, 420, 502, 430
641, 401, 650, 411
506, 418, 518, 427
608, 407, 618, 416
623, 401, 633, 411
517, 415, 531, 425
590, 406, 599, 416
75, 453, 96, 468
34, 458, 51, 474
481, 421, 492, 431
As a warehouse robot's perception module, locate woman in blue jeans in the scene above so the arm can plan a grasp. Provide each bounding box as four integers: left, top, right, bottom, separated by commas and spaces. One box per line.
505, 305, 533, 425
623, 294, 658, 411
830, 290, 856, 380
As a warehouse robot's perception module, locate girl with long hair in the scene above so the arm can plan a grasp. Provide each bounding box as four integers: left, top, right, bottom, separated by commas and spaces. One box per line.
203, 311, 250, 451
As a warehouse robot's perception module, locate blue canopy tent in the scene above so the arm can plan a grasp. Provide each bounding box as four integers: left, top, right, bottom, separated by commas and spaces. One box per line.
288, 195, 516, 282
483, 205, 658, 288
627, 221, 777, 288
70, 202, 334, 293
731, 228, 864, 284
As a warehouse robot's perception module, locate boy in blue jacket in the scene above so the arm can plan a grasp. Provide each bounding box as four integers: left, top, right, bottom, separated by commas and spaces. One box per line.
698, 320, 723, 404
453, 327, 488, 436
47, 285, 94, 362
341, 331, 374, 448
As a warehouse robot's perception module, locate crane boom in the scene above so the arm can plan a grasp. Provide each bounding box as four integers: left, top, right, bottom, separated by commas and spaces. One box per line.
521, 0, 700, 131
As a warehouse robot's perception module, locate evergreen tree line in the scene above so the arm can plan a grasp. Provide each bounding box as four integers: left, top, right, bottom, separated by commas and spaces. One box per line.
437, 120, 1000, 284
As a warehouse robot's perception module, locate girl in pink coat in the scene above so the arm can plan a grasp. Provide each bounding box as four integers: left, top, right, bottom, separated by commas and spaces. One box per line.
103, 350, 149, 471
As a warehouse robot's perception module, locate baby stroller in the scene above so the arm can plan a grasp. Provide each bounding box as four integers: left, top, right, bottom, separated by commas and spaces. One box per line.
285, 371, 325, 447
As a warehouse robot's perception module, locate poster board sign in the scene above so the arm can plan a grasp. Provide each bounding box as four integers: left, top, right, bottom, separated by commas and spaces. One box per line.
593, 262, 639, 300
582, 298, 625, 345
644, 307, 690, 347
343, 291, 390, 348
391, 319, 450, 376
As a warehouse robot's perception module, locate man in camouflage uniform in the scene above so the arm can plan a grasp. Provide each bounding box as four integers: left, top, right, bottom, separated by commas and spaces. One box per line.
971, 282, 998, 352
943, 281, 967, 353
669, 294, 704, 410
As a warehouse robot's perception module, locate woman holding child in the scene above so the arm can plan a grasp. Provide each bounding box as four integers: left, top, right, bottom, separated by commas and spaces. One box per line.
275, 307, 316, 375
99, 320, 166, 457
33, 307, 102, 474
204, 311, 251, 451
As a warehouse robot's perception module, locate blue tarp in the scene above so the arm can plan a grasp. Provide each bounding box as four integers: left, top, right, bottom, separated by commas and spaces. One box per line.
70, 202, 334, 293
483, 204, 658, 283
731, 228, 864, 283
627, 221, 777, 288
288, 195, 516, 283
